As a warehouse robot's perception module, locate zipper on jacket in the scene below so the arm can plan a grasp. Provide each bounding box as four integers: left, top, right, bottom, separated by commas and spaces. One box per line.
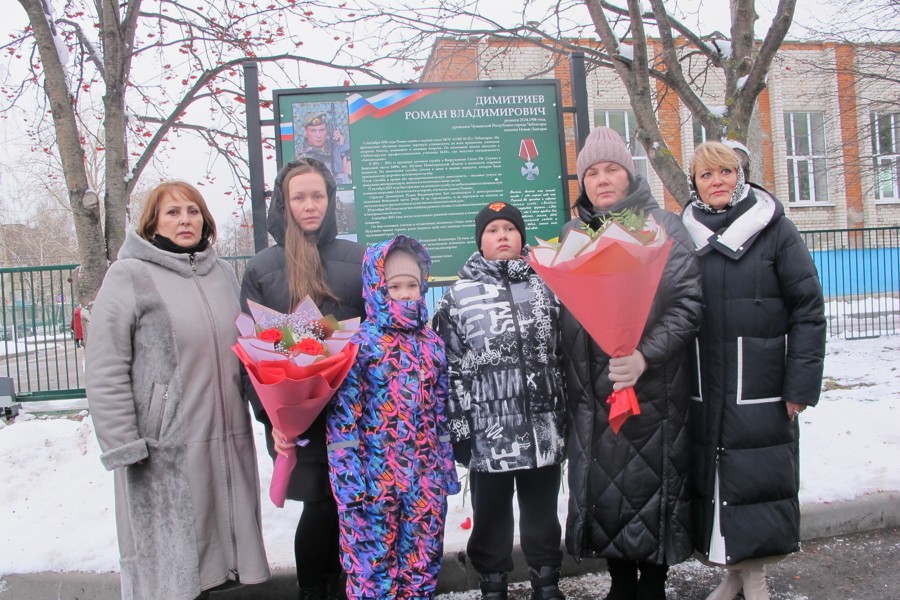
190, 268, 240, 575
414, 337, 424, 485
189, 254, 197, 272
503, 266, 538, 466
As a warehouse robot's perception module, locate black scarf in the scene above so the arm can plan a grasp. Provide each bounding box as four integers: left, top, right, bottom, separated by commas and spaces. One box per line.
151, 234, 209, 255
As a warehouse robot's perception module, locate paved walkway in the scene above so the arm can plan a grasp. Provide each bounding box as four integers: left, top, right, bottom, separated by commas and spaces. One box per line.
2, 491, 897, 599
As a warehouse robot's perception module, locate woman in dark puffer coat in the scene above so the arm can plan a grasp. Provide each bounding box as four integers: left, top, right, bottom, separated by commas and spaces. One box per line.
240, 158, 364, 599
683, 142, 825, 600
562, 127, 703, 600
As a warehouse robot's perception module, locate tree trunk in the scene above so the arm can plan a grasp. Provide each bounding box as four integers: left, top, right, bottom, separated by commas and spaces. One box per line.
99, 0, 139, 263
18, 0, 107, 303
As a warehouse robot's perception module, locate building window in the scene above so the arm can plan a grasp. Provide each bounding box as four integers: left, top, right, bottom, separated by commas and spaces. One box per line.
784, 112, 829, 203
594, 109, 649, 180
871, 113, 900, 200
693, 118, 709, 146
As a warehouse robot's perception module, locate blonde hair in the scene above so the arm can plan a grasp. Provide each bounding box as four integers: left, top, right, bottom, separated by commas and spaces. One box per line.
136, 181, 216, 243
282, 163, 338, 308
690, 141, 741, 180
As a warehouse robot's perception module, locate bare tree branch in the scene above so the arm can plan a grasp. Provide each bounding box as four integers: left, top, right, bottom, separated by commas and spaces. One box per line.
6, 0, 404, 301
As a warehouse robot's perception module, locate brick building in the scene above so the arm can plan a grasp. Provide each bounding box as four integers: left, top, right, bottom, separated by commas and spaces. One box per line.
422, 37, 900, 229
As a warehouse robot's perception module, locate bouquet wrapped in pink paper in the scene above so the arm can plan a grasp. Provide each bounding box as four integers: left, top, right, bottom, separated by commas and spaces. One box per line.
529, 209, 672, 433
233, 297, 359, 507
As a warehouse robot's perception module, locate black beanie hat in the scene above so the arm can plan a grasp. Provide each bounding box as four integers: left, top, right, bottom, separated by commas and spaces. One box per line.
474, 201, 527, 251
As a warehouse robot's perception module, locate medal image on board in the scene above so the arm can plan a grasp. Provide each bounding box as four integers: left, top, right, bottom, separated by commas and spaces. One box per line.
520, 138, 539, 180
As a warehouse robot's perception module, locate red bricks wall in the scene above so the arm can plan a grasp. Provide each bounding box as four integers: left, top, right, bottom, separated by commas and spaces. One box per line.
834, 44, 864, 228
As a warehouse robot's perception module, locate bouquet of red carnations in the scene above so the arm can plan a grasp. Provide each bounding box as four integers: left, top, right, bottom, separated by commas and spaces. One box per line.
529, 209, 672, 434
233, 296, 359, 507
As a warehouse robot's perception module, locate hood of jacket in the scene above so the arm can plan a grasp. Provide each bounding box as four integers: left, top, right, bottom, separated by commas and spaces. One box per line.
266, 158, 339, 247
117, 228, 219, 277
362, 235, 431, 331
573, 174, 659, 229
457, 247, 534, 284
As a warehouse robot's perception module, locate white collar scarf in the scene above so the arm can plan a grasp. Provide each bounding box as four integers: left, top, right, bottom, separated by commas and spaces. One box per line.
682, 188, 777, 259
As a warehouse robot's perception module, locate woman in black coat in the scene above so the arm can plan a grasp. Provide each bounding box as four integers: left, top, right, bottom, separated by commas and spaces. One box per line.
562, 127, 703, 600
682, 142, 826, 600
241, 158, 364, 599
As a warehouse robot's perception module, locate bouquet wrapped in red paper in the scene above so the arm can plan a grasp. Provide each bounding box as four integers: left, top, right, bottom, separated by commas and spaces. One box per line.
233, 296, 359, 507
529, 209, 672, 433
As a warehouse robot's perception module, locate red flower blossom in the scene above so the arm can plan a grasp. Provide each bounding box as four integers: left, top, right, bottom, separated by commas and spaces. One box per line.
291, 337, 325, 356
258, 327, 283, 345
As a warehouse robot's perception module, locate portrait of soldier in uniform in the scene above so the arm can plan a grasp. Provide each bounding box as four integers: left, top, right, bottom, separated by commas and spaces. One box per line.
293, 106, 350, 180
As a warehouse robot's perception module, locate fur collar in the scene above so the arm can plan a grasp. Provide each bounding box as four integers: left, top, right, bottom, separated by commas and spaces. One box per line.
117, 228, 219, 277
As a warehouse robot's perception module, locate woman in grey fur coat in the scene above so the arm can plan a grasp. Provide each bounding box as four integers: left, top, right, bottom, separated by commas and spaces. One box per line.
86, 182, 270, 600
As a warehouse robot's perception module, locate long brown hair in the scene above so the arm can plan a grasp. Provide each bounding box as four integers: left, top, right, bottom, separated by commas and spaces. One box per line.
137, 181, 216, 243
282, 163, 338, 309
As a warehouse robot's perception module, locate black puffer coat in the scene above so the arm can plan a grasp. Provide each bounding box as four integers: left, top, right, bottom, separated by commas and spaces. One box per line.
682, 185, 825, 565
240, 159, 364, 501
563, 176, 703, 565
433, 251, 567, 473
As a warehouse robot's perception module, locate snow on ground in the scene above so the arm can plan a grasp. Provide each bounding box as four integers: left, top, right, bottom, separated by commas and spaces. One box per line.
0, 333, 70, 358
0, 336, 897, 576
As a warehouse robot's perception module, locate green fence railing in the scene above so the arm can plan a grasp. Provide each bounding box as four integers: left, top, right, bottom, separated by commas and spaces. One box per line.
1, 264, 84, 402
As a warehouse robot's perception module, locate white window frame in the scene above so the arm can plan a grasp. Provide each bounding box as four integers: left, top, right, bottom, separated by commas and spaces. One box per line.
784, 112, 829, 203
871, 112, 900, 201
594, 109, 649, 180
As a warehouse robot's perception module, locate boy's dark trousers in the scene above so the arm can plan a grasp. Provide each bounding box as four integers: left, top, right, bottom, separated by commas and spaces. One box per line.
466, 464, 563, 574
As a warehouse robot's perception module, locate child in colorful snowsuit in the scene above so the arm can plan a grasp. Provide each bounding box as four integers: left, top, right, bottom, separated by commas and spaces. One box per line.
327, 235, 460, 600
433, 202, 567, 600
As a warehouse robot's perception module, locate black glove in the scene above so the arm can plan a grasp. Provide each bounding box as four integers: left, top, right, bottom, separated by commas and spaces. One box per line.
452, 439, 472, 467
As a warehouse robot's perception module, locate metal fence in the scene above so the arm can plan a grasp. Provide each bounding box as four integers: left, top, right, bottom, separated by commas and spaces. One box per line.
2, 228, 897, 401
800, 227, 900, 340
1, 264, 84, 402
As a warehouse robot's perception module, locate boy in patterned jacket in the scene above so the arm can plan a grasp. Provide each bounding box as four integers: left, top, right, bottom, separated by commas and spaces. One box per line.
326, 235, 460, 600
433, 201, 567, 600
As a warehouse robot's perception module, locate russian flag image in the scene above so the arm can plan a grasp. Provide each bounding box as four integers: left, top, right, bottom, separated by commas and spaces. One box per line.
280, 122, 293, 141
348, 88, 441, 124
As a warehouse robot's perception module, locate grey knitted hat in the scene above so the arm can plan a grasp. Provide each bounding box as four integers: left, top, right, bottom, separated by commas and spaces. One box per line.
384, 248, 422, 285
576, 126, 637, 183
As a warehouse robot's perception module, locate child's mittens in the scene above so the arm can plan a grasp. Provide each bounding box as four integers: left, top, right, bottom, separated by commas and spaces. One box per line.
452, 439, 472, 467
